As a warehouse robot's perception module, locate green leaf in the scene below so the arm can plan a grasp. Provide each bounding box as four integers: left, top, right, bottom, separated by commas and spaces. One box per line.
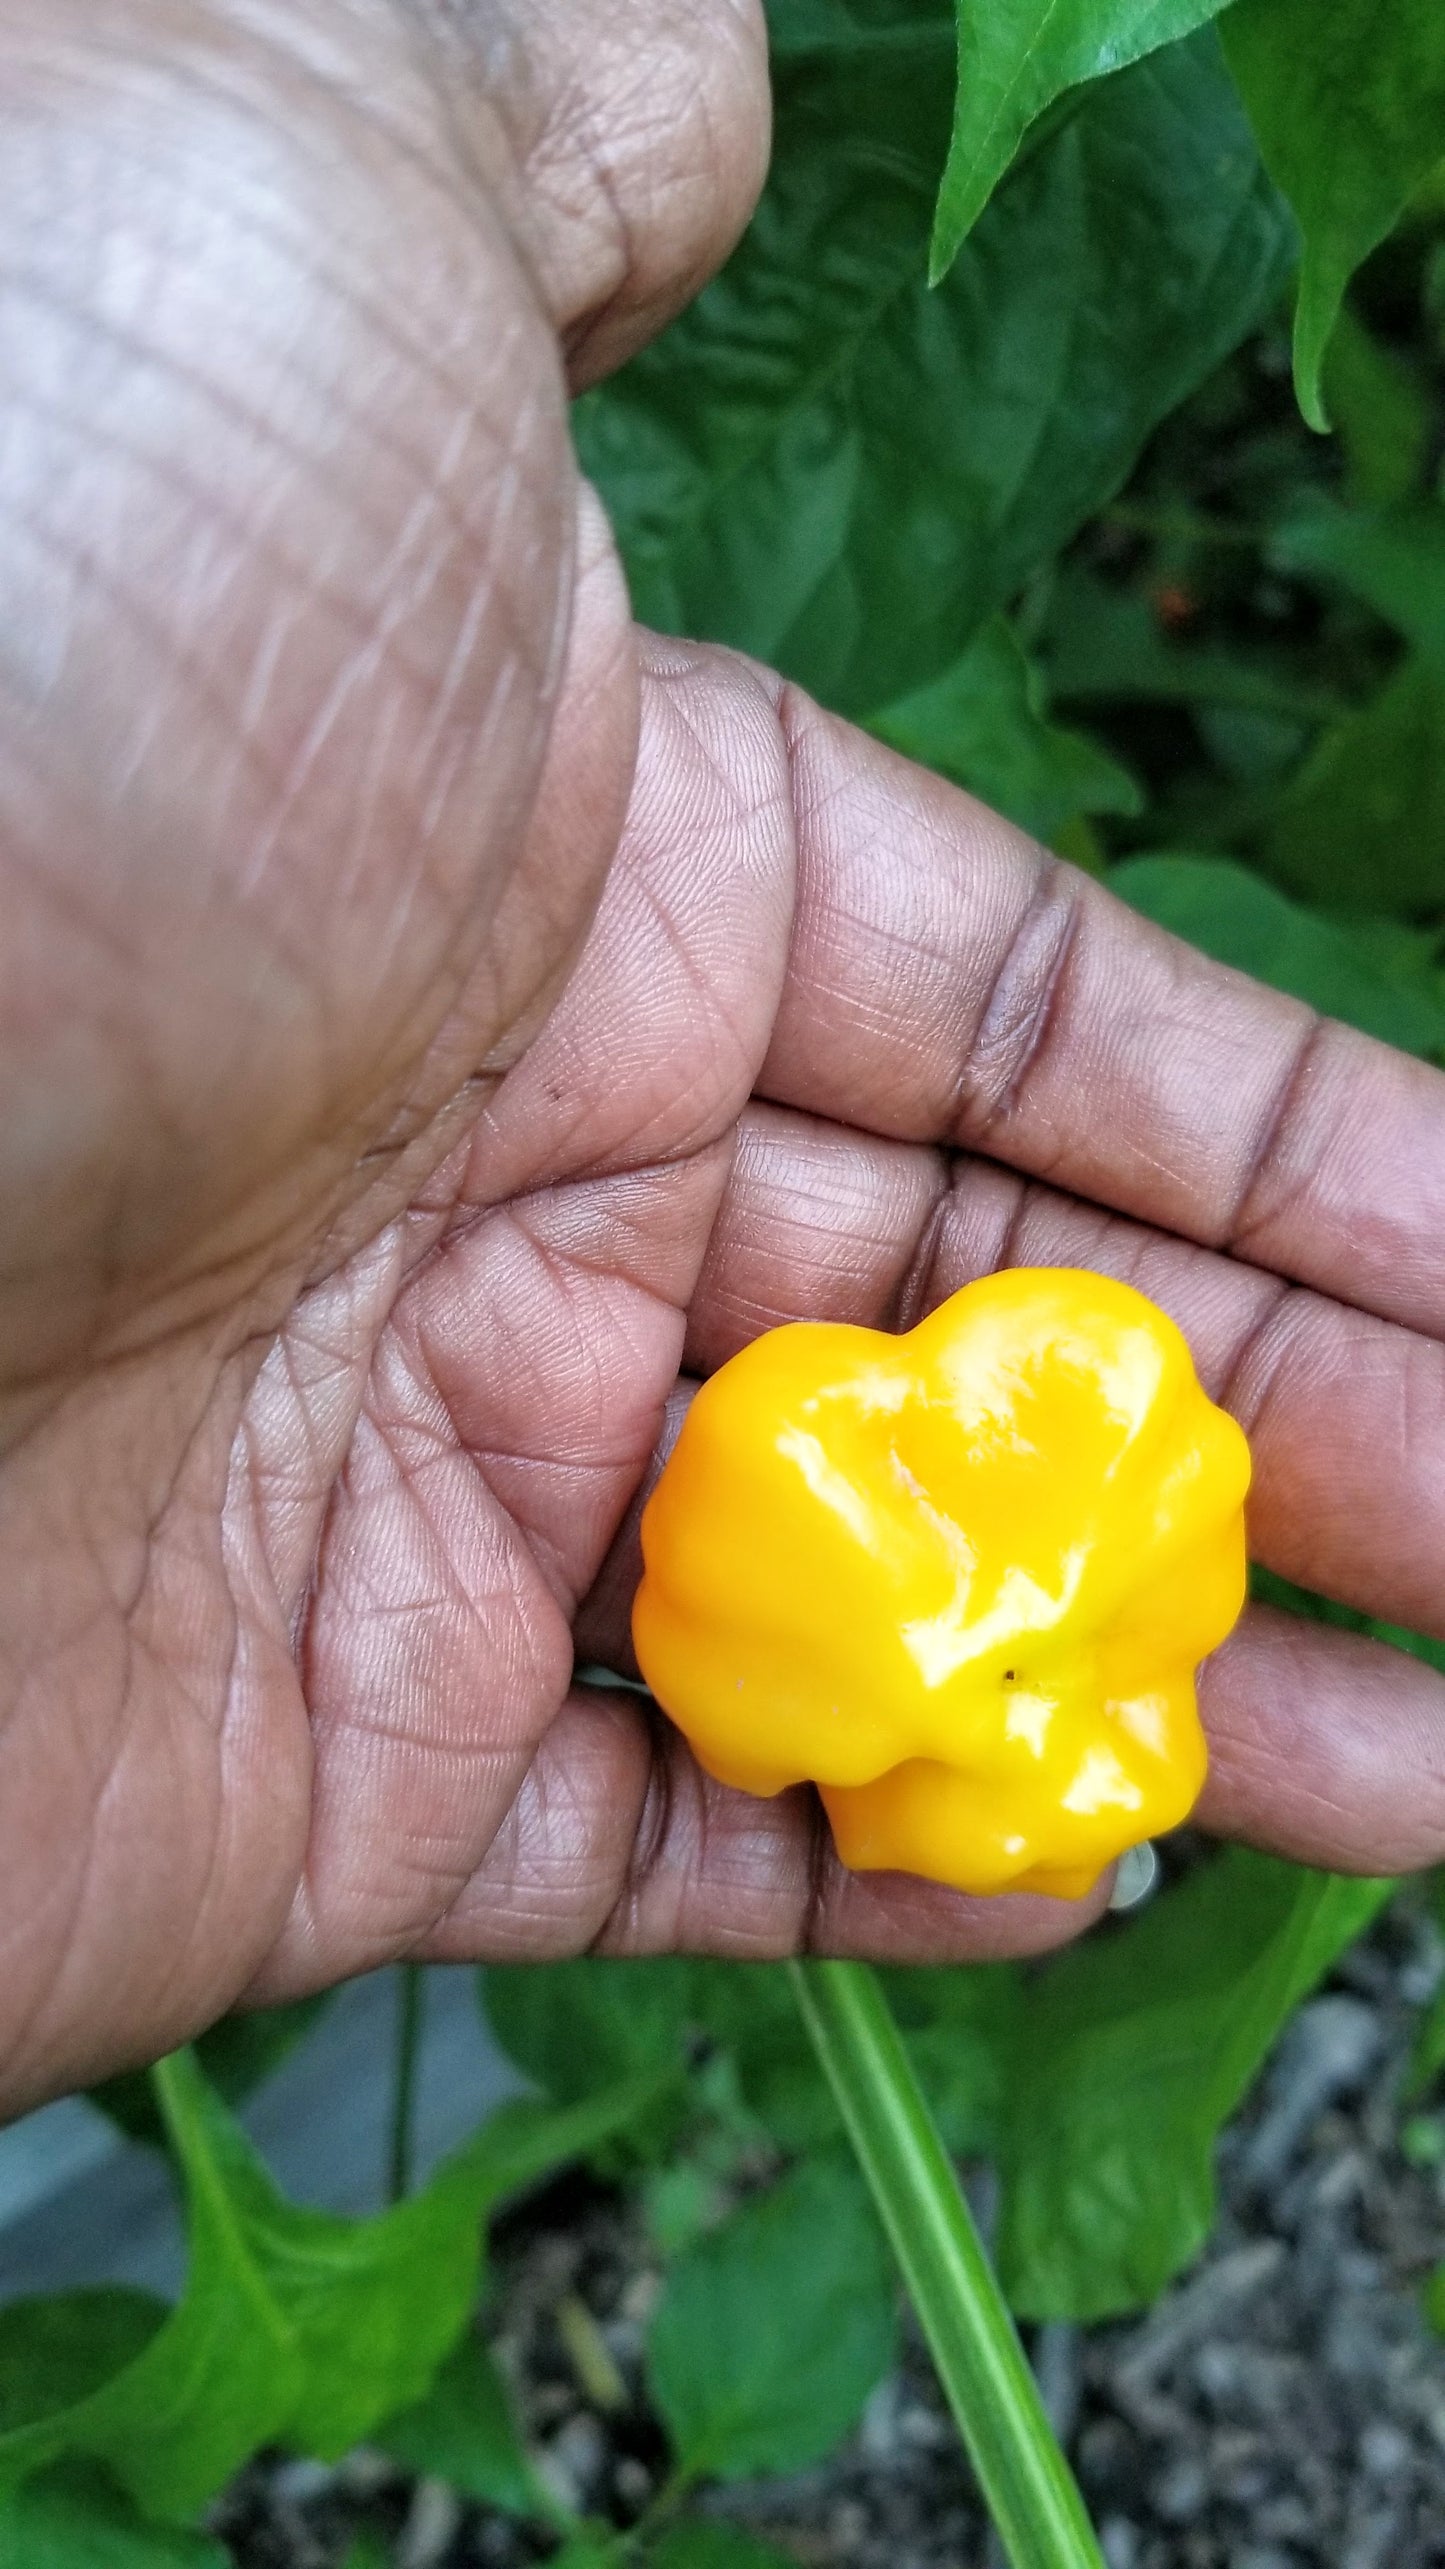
375, 2326, 554, 2521
1318, 307, 1432, 508
1270, 498, 1445, 670
686, 1964, 837, 2152
930, 0, 1234, 275
1110, 856, 1445, 1054
0, 2053, 664, 2517
0, 2297, 168, 2431
88, 1997, 333, 2149
0, 2465, 229, 2569
339, 2538, 392, 2569
581, 28, 1293, 718
481, 1960, 696, 2106
1264, 654, 1445, 918
996, 1849, 1394, 2320
1044, 565, 1342, 725
877, 1965, 1022, 2159
1408, 1978, 1445, 2102
651, 2530, 801, 2569
1222, 0, 1445, 427
870, 618, 1141, 842
647, 2162, 896, 2480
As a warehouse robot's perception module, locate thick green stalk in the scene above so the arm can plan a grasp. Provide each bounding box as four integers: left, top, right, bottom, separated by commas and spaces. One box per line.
787, 1957, 1104, 2569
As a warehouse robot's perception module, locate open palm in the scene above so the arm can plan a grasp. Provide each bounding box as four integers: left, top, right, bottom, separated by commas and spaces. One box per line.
3, 0, 1442, 2113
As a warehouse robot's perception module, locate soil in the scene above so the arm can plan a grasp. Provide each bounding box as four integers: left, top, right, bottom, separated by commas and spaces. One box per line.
213, 1896, 1445, 2569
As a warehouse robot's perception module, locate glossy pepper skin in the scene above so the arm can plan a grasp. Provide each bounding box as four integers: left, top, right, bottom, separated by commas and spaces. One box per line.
632, 1269, 1251, 1901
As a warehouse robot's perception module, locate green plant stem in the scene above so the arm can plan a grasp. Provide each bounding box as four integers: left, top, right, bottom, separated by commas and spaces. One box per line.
787, 1958, 1105, 2569
387, 1964, 425, 2203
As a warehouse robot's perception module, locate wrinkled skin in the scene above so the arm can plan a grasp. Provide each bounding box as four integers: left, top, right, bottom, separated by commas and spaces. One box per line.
3, 0, 1445, 2116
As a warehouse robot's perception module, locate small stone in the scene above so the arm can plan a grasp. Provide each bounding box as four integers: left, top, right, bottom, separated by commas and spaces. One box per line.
614, 2455, 652, 2509
396, 2477, 463, 2569
1099, 2514, 1141, 2569
266, 2457, 334, 2505
1152, 2453, 1209, 2522
858, 2375, 905, 2464
1359, 2420, 1413, 2480
828, 2497, 868, 2547
334, 2447, 400, 2498
618, 2269, 663, 2326
537, 2409, 608, 2513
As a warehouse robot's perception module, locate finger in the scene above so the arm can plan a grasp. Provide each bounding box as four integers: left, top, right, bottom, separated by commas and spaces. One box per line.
0, 0, 582, 1388
1195, 1606, 1445, 1873
673, 1101, 1445, 1641
420, 1684, 1111, 1967
415, 0, 770, 385
761, 686, 1445, 1343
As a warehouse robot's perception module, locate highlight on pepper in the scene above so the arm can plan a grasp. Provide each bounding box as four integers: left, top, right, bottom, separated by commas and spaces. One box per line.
632, 1268, 1251, 1901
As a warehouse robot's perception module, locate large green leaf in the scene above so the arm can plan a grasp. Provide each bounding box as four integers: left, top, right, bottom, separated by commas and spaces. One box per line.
1223, 0, 1445, 427
931, 0, 1234, 274
1044, 564, 1342, 725
375, 2325, 557, 2522
647, 2161, 897, 2480
1270, 498, 1445, 669
1318, 309, 1432, 509
580, 27, 1294, 718
1111, 855, 1445, 1054
870, 617, 1140, 841
0, 2465, 229, 2569
481, 1959, 696, 2106
996, 1850, 1393, 2319
1264, 655, 1445, 917
0, 2053, 664, 2518
877, 1964, 1022, 2159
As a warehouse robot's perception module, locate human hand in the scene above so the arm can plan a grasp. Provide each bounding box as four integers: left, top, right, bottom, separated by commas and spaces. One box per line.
2, 0, 1442, 2114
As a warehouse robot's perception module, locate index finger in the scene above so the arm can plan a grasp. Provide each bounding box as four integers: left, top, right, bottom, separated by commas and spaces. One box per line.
760, 685, 1445, 1341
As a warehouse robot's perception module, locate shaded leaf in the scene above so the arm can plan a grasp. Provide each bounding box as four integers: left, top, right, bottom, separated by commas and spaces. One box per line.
647, 2162, 896, 2480
1270, 498, 1445, 670
1111, 855, 1445, 1053
480, 1961, 696, 2107
1265, 655, 1445, 917
0, 2464, 229, 2569
877, 1964, 1022, 2159
581, 29, 1293, 718
686, 1964, 836, 2153
1319, 307, 1432, 509
997, 1850, 1393, 2319
339, 2539, 392, 2569
931, 0, 1232, 274
870, 617, 1140, 841
1223, 0, 1445, 425
651, 2529, 801, 2569
375, 2327, 556, 2522
0, 2296, 167, 2431
1407, 1980, 1445, 2103
1043, 565, 1342, 724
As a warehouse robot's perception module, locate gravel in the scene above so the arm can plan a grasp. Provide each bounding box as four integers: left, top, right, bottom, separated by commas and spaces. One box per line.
212, 1895, 1445, 2568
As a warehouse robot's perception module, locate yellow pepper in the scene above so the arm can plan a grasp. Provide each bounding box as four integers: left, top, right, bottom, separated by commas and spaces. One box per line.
632, 1269, 1250, 1901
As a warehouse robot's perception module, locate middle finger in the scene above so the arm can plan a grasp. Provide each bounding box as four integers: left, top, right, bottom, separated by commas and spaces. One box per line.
682, 1101, 1445, 1642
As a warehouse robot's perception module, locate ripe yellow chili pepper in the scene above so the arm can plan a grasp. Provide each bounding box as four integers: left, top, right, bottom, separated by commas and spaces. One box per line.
633, 1269, 1250, 1901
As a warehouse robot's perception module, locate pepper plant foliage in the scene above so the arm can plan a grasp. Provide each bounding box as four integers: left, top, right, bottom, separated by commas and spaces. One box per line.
3, 0, 1445, 2559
